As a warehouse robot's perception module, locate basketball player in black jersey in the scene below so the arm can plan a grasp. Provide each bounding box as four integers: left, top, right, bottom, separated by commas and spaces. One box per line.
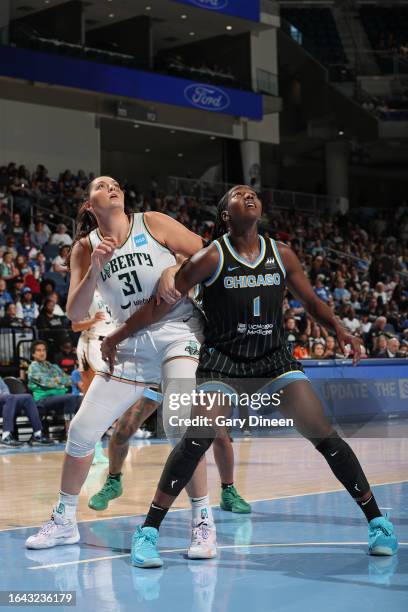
102, 185, 398, 567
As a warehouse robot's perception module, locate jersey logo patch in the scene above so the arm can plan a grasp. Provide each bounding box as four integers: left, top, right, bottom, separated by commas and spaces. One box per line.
103, 263, 111, 278
134, 233, 148, 247
237, 323, 247, 334
265, 257, 276, 269
185, 340, 200, 356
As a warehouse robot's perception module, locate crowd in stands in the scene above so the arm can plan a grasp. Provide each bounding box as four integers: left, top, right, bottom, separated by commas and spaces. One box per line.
159, 54, 243, 90
0, 161, 407, 381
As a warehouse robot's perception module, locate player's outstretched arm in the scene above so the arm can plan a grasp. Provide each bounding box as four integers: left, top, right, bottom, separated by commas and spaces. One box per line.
100, 244, 218, 370
279, 243, 362, 364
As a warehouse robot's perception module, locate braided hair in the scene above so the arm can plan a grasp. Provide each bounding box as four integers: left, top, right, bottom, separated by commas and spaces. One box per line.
212, 187, 235, 240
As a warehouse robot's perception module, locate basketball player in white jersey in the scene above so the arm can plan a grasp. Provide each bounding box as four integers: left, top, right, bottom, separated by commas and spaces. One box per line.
24, 176, 244, 559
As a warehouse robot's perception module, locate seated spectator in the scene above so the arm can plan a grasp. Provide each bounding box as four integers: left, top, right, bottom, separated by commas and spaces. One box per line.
71, 362, 84, 396
0, 302, 23, 328
374, 281, 388, 305
15, 254, 30, 277
0, 278, 13, 317
17, 233, 37, 260
0, 376, 53, 447
0, 251, 19, 283
11, 212, 25, 239
333, 278, 351, 304
359, 311, 372, 335
52, 245, 70, 277
342, 307, 361, 334
313, 277, 330, 302
285, 316, 299, 343
36, 298, 66, 330
311, 342, 326, 359
323, 335, 338, 359
386, 337, 400, 358
55, 338, 77, 374
27, 340, 81, 434
29, 252, 46, 279
49, 291, 66, 317
49, 223, 73, 247
293, 334, 310, 359
15, 287, 39, 327
10, 276, 24, 303
30, 219, 50, 249
372, 334, 388, 357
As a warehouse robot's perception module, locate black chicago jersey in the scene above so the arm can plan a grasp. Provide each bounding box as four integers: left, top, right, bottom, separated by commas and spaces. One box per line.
201, 234, 287, 363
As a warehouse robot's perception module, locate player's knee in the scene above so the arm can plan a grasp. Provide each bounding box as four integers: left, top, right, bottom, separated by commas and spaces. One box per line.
65, 415, 96, 458
183, 426, 215, 459
158, 427, 215, 496
315, 431, 347, 464
112, 424, 133, 446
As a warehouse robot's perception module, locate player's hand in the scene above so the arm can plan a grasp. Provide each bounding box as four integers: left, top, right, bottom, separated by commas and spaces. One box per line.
100, 335, 117, 373
156, 265, 181, 305
336, 328, 362, 365
90, 236, 117, 272
94, 311, 105, 322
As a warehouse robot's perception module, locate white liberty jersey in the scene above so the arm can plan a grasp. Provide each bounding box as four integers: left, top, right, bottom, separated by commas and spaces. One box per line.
85, 290, 116, 338
88, 213, 194, 326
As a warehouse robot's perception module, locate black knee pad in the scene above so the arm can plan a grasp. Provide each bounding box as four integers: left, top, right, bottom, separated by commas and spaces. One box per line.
316, 432, 369, 498
159, 426, 215, 496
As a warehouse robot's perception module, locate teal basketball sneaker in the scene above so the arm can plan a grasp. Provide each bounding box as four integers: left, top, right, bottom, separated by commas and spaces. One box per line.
131, 526, 163, 568
368, 516, 398, 556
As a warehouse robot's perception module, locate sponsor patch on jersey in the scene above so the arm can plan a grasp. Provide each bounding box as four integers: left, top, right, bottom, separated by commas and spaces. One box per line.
134, 233, 148, 247
103, 263, 111, 278
185, 340, 200, 356
237, 322, 273, 335
265, 257, 276, 269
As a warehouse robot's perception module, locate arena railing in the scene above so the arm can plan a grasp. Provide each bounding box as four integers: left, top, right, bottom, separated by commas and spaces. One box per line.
9, 195, 76, 236
167, 176, 336, 213
0, 326, 37, 376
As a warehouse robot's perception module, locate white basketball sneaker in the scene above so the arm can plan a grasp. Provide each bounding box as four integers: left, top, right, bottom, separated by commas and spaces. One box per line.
187, 520, 217, 559
25, 504, 80, 549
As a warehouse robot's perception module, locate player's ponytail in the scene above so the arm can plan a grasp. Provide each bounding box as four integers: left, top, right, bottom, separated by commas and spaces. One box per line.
66, 181, 97, 270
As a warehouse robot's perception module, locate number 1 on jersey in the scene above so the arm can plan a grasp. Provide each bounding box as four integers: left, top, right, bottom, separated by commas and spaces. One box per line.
253, 296, 261, 317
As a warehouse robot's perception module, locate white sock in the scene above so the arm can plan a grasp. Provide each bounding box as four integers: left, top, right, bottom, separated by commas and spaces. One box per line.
190, 495, 214, 524
56, 490, 79, 521
2, 431, 10, 440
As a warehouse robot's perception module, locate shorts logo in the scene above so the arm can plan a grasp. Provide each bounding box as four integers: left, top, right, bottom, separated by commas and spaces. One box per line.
134, 233, 148, 247
185, 340, 199, 356
265, 257, 276, 269
237, 323, 247, 334
103, 263, 111, 278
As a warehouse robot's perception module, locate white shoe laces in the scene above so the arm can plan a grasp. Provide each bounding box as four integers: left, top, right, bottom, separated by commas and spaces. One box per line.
38, 518, 59, 536
191, 522, 210, 545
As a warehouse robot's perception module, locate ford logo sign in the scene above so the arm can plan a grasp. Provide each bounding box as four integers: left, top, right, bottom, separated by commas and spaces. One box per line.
189, 0, 228, 10
184, 84, 230, 112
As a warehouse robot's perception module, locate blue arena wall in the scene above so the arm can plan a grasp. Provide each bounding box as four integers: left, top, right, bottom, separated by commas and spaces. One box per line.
303, 358, 408, 423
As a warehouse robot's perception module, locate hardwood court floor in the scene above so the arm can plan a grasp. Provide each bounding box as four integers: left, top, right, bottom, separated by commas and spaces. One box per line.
1, 434, 407, 530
